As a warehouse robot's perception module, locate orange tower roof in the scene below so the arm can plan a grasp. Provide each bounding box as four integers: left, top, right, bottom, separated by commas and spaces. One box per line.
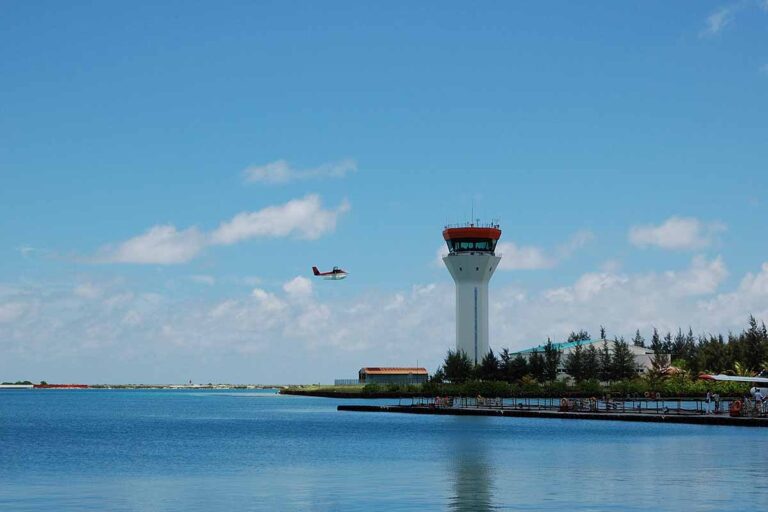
443, 226, 501, 241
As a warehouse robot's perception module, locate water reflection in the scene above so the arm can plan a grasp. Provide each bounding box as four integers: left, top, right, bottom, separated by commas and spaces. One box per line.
448, 419, 495, 512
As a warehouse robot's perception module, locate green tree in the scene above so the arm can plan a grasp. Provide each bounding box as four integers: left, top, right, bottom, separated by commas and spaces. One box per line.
564, 341, 585, 382
567, 330, 591, 342
683, 327, 699, 373
498, 348, 512, 382
478, 349, 500, 381
499, 348, 528, 382
430, 367, 445, 384
672, 328, 687, 360
744, 315, 767, 372
663, 332, 673, 353
443, 350, 473, 384
600, 325, 606, 340
583, 344, 600, 380
650, 328, 669, 370
599, 340, 612, 381
543, 339, 562, 382
508, 353, 529, 382
610, 338, 638, 380
698, 335, 726, 373
632, 329, 645, 348
529, 349, 545, 381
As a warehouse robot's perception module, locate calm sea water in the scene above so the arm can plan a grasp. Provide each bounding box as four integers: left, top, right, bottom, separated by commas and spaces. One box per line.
1, 389, 767, 511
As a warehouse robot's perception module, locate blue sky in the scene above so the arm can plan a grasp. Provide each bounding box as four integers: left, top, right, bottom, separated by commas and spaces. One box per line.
1, 1, 767, 383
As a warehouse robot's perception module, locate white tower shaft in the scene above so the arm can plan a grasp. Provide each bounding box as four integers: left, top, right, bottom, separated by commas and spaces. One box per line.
443, 253, 500, 365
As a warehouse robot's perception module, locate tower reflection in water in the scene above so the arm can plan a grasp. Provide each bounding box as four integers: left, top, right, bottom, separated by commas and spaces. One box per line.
447, 419, 495, 512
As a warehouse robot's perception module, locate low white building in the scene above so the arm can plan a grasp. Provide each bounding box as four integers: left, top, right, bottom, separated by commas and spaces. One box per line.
512, 339, 655, 380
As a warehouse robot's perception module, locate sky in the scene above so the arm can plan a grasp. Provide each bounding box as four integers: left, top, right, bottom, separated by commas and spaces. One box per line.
1, 1, 767, 384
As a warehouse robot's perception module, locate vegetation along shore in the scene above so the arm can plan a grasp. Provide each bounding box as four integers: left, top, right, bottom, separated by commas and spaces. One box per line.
284, 316, 768, 399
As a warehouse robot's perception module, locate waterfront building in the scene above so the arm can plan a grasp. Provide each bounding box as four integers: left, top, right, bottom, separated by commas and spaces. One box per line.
358, 367, 428, 385
442, 222, 502, 365
511, 339, 655, 380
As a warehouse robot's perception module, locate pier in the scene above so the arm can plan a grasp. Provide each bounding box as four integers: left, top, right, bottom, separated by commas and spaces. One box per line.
338, 397, 768, 427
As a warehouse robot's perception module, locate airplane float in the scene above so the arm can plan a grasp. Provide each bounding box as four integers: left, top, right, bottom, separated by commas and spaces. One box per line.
312, 266, 348, 280
699, 370, 768, 398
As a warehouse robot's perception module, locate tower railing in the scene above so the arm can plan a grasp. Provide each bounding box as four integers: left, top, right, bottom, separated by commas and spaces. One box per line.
444, 221, 500, 229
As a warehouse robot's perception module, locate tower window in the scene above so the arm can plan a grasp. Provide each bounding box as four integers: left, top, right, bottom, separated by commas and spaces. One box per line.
445, 238, 497, 254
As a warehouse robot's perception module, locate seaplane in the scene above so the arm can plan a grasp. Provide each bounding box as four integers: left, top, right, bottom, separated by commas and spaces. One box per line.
312, 266, 348, 280
699, 370, 768, 398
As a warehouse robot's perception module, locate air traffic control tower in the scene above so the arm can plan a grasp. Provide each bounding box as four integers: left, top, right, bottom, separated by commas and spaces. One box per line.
442, 223, 502, 365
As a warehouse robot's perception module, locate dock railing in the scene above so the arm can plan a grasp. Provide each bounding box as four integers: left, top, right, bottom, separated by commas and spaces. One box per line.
403, 395, 768, 417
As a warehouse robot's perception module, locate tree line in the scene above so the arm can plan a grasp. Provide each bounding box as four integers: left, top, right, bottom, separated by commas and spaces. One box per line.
432, 316, 768, 384
632, 315, 768, 376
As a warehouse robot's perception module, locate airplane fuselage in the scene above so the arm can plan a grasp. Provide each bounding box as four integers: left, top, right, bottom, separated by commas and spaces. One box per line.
322, 273, 347, 280
312, 266, 347, 280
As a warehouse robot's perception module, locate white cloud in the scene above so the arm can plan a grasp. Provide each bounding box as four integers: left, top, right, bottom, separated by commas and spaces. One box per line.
282, 276, 313, 300
701, 7, 734, 37
545, 256, 728, 304
495, 256, 746, 349
95, 195, 349, 264
665, 255, 728, 296
0, 301, 27, 323
250, 288, 287, 313
556, 230, 595, 259
189, 275, 216, 286
629, 216, 725, 250
16, 246, 38, 258
210, 195, 350, 244
97, 225, 206, 264
545, 272, 629, 303
693, 264, 768, 329
74, 282, 103, 299
435, 230, 593, 271
3, 257, 766, 383
738, 262, 768, 295
496, 242, 556, 270
700, 2, 768, 38
243, 159, 357, 184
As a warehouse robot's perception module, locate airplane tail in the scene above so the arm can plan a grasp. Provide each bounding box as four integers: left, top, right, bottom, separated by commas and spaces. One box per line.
312, 266, 320, 276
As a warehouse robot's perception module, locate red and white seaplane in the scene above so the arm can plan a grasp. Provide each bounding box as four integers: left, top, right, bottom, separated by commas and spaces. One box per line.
312, 266, 348, 280
700, 370, 768, 398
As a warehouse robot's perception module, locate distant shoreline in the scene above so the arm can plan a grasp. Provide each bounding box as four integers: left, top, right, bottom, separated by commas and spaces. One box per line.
1, 384, 287, 390
89, 384, 286, 389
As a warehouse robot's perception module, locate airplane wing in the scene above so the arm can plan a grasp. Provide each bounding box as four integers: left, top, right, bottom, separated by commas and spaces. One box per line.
700, 374, 768, 383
